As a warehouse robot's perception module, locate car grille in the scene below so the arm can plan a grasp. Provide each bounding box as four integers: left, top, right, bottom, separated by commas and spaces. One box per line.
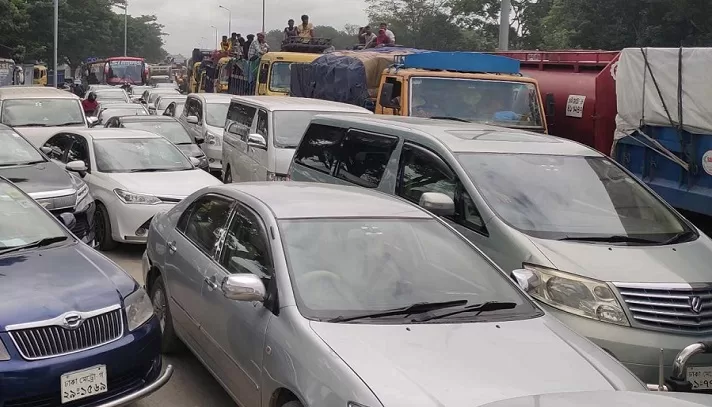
615, 283, 712, 334
35, 193, 77, 210
8, 309, 124, 360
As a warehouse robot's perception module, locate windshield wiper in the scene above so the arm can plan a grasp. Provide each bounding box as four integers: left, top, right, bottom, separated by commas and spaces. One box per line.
412, 301, 518, 323
327, 299, 468, 322
53, 122, 84, 126
0, 236, 68, 256
129, 168, 181, 172
0, 161, 44, 167
429, 116, 470, 122
558, 235, 659, 244
662, 230, 697, 245
12, 123, 47, 127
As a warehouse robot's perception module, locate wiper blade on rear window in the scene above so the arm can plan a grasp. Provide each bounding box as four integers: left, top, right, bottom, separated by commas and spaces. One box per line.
327, 299, 468, 322
429, 116, 470, 122
0, 236, 68, 256
558, 235, 659, 244
412, 301, 518, 323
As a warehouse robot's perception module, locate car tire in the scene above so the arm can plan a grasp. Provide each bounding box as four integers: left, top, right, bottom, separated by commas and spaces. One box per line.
150, 276, 183, 353
282, 401, 303, 407
223, 166, 232, 183
94, 203, 118, 251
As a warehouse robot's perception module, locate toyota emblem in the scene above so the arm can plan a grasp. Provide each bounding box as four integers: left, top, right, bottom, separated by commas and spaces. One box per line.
689, 296, 703, 314
62, 313, 83, 329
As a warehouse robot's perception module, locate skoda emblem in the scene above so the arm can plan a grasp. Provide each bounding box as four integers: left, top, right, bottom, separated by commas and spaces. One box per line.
689, 296, 703, 314
62, 313, 83, 329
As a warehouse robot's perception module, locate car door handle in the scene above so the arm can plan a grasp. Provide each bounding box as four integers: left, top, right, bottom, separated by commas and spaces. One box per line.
204, 275, 219, 290
167, 241, 176, 253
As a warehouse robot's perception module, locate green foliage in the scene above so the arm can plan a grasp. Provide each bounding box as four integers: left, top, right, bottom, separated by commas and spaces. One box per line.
0, 0, 166, 68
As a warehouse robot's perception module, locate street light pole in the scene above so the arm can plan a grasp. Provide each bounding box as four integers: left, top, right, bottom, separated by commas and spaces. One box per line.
53, 0, 58, 88
211, 26, 219, 48
123, 1, 128, 56
218, 5, 231, 35
262, 0, 265, 33
498, 0, 510, 51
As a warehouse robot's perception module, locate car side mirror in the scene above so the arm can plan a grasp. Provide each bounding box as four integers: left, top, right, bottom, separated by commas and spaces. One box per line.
379, 82, 399, 109
187, 115, 199, 124
189, 156, 200, 166
40, 146, 52, 155
221, 274, 266, 302
87, 116, 99, 127
418, 192, 454, 216
66, 160, 87, 173
511, 269, 541, 292
58, 212, 77, 229
247, 133, 267, 149
139, 98, 146, 104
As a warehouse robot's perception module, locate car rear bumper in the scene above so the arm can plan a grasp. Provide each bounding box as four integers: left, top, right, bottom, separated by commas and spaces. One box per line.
0, 317, 167, 406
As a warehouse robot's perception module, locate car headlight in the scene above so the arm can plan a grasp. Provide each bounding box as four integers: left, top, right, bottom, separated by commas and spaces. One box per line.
206, 132, 221, 146
523, 263, 629, 326
114, 189, 161, 205
0, 338, 10, 361
124, 287, 154, 331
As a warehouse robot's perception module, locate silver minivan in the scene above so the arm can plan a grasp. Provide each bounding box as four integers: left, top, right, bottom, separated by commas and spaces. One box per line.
288, 114, 712, 387
221, 96, 371, 183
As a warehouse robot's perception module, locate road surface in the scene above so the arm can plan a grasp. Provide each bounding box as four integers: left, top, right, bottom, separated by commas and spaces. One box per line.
106, 244, 235, 407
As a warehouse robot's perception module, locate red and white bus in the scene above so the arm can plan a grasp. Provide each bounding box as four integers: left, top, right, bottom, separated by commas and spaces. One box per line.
84, 56, 149, 85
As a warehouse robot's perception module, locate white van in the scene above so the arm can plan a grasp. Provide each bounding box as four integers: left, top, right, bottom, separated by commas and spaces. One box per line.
221, 96, 371, 183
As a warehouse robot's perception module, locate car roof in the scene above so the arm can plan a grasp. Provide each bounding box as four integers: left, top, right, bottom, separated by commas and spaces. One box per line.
189, 93, 233, 103
70, 128, 163, 139
214, 182, 430, 220
0, 86, 79, 99
100, 103, 144, 109
117, 115, 176, 123
94, 88, 126, 93
229, 96, 372, 113
312, 115, 599, 156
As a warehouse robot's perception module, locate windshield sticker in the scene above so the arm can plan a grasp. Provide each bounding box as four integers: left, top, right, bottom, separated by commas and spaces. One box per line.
412, 79, 422, 85
1, 238, 27, 247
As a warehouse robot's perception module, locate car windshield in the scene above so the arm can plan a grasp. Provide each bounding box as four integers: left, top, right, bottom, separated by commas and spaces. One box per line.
107, 60, 143, 83
156, 97, 185, 110
0, 181, 66, 248
269, 62, 292, 92
167, 102, 185, 115
458, 153, 691, 241
121, 121, 192, 144
0, 129, 45, 165
93, 137, 192, 172
272, 110, 361, 149
1, 99, 84, 126
94, 90, 128, 102
205, 103, 229, 127
149, 91, 178, 103
279, 218, 537, 322
99, 108, 147, 120
409, 78, 543, 129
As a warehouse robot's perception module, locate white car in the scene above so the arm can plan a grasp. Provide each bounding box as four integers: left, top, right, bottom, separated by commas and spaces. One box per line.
38, 128, 222, 250
178, 93, 232, 175
90, 88, 131, 104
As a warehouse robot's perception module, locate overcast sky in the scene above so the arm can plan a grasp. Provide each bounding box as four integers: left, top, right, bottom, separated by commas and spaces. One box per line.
125, 0, 368, 54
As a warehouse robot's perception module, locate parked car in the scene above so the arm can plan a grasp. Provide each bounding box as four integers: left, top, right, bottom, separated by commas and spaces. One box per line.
0, 124, 95, 244
221, 96, 371, 183
143, 181, 663, 407
90, 88, 130, 104
0, 176, 172, 406
129, 85, 153, 103
152, 95, 186, 115
139, 88, 180, 113
95, 103, 149, 125
104, 115, 208, 170
288, 114, 712, 386
162, 100, 185, 118
480, 391, 712, 406
37, 128, 221, 250
177, 93, 232, 175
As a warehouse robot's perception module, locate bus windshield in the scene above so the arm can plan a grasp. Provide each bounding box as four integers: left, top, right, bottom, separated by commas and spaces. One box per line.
107, 60, 144, 84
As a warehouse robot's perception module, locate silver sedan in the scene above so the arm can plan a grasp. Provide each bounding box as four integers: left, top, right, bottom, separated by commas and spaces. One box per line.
143, 182, 655, 407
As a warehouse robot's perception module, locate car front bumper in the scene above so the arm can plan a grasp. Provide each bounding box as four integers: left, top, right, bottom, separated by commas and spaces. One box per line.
0, 317, 171, 406
202, 142, 222, 172
50, 202, 96, 245
108, 201, 176, 244
543, 304, 712, 384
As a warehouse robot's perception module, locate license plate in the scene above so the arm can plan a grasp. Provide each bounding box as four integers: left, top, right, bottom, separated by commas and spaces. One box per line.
61, 365, 108, 403
687, 366, 712, 390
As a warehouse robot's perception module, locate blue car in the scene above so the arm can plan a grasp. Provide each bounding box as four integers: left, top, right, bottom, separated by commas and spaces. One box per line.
0, 177, 172, 406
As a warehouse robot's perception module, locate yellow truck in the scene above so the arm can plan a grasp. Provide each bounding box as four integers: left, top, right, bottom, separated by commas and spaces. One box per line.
33, 64, 47, 86
290, 50, 548, 133
222, 51, 320, 96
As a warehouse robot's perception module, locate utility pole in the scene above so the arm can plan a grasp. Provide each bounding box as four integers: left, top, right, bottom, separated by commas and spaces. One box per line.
219, 5, 231, 35
53, 0, 58, 88
211, 26, 219, 48
498, 0, 510, 51
262, 0, 265, 33
116, 1, 128, 55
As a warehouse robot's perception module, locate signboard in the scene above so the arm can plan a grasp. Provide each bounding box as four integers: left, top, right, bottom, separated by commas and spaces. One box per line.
109, 60, 143, 65
565, 94, 586, 118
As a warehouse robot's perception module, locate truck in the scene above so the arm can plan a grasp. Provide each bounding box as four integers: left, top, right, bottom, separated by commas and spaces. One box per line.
495, 48, 712, 219
290, 49, 549, 133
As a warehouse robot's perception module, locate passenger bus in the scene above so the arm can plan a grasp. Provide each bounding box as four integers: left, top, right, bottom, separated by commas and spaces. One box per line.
83, 56, 149, 86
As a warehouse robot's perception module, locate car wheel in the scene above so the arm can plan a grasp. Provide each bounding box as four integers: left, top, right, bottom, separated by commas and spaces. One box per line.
282, 402, 303, 407
150, 276, 183, 353
223, 166, 232, 183
94, 203, 118, 251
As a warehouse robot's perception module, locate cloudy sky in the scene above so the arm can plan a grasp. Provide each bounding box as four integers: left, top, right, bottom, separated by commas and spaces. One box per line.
125, 0, 369, 54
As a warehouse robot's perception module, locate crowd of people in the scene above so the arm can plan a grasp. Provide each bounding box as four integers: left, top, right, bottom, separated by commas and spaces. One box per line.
357, 23, 396, 48
218, 31, 270, 61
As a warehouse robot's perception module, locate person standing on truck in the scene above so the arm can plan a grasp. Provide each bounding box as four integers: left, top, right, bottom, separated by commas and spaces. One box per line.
379, 23, 395, 43
297, 15, 314, 40
220, 36, 231, 54
284, 19, 298, 41
243, 34, 254, 59
361, 26, 377, 48
248, 32, 270, 60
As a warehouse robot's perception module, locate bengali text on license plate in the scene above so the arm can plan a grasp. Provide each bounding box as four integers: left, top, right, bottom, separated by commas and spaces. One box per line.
61, 364, 108, 403
687, 366, 712, 390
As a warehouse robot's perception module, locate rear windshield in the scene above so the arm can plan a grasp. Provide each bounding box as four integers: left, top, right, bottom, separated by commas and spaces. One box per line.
1, 99, 84, 127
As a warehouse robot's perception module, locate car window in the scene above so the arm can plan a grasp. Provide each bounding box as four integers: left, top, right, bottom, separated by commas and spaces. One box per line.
334, 130, 398, 188
256, 110, 268, 137
220, 204, 272, 279
67, 136, 90, 167
293, 124, 346, 174
44, 134, 73, 162
227, 102, 256, 128
181, 195, 234, 254
205, 103, 229, 127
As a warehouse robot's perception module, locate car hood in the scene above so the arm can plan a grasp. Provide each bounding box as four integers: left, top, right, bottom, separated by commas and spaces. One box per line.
0, 243, 136, 330
274, 147, 296, 175
176, 143, 204, 158
310, 316, 643, 406
0, 162, 73, 195
105, 169, 221, 197
14, 126, 87, 147
479, 390, 712, 406
529, 236, 712, 283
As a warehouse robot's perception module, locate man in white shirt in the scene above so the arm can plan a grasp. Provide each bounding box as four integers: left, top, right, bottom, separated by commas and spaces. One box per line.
248, 32, 270, 60
379, 23, 395, 43
360, 25, 377, 48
